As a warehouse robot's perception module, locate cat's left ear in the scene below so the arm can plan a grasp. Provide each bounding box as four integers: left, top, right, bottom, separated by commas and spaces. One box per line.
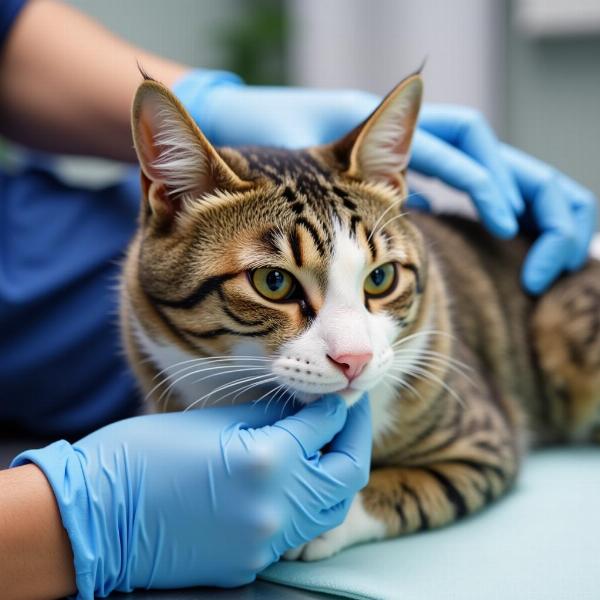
325, 74, 423, 188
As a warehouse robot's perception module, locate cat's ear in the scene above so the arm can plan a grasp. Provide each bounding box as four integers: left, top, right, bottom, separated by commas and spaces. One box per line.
327, 74, 423, 188
131, 79, 252, 223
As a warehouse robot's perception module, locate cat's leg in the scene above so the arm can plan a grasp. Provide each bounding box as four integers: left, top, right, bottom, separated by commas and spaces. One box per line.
532, 260, 600, 442
291, 399, 520, 561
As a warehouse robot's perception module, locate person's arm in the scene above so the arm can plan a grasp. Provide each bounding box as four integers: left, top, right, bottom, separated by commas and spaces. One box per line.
3, 396, 371, 599
0, 2, 595, 293
0, 464, 76, 600
0, 0, 187, 161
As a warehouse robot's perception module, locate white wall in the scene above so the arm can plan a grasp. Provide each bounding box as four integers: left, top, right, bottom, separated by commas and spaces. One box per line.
289, 0, 506, 130
288, 0, 506, 212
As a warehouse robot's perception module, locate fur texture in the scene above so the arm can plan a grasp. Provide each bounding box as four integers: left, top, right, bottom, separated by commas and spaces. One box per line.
121, 74, 600, 560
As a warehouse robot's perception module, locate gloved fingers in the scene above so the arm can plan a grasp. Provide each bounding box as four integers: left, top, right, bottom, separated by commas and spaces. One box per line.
499, 143, 587, 293
319, 497, 352, 530
270, 394, 348, 457
499, 143, 555, 198
551, 174, 598, 270
567, 196, 597, 270
501, 142, 598, 271
521, 230, 573, 295
317, 395, 372, 496
418, 105, 523, 214
522, 181, 579, 293
410, 129, 518, 238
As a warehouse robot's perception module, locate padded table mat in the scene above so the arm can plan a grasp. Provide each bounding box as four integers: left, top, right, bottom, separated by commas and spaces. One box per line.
261, 448, 600, 600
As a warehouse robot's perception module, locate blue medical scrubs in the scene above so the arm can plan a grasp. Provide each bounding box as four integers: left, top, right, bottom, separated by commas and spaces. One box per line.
1, 0, 142, 436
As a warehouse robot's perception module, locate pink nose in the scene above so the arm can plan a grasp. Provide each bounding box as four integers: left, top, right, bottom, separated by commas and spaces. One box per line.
328, 352, 373, 381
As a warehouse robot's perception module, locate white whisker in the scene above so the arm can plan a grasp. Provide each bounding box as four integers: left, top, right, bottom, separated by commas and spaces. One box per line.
385, 373, 425, 402
367, 192, 420, 243
184, 374, 277, 412
159, 365, 270, 408
398, 364, 466, 408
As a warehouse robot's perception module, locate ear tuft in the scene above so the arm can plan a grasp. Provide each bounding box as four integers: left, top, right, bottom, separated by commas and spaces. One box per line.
134, 86, 209, 196
131, 80, 251, 222
136, 61, 155, 83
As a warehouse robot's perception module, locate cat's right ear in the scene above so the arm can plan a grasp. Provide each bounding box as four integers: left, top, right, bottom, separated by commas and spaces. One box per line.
131, 79, 252, 224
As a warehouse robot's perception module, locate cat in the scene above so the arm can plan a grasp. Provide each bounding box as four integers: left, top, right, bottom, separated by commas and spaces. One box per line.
120, 71, 600, 561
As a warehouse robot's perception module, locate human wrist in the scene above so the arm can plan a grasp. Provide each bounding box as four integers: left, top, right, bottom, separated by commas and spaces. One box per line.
11, 441, 120, 599
0, 463, 76, 600
172, 68, 244, 144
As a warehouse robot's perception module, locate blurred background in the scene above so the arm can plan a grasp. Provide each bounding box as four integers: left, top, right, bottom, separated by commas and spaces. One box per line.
10, 0, 600, 200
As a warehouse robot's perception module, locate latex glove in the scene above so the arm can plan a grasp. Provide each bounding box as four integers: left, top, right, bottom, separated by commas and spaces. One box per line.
174, 71, 597, 294
499, 143, 597, 294
413, 106, 598, 293
173, 70, 378, 148
11, 395, 371, 598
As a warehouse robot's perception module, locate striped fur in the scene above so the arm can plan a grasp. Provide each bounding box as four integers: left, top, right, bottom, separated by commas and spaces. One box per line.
121, 74, 600, 560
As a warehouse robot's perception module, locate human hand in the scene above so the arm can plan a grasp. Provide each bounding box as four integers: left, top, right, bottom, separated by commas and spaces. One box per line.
11, 394, 371, 597
413, 105, 597, 294
499, 143, 597, 294
174, 71, 597, 294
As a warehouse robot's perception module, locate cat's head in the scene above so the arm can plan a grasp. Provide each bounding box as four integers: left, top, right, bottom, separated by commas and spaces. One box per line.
126, 73, 429, 410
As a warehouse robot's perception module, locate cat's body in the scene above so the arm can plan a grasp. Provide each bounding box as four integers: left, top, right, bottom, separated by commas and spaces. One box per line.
121, 74, 600, 560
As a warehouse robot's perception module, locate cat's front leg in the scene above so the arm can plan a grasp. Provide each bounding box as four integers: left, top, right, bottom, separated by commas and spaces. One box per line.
285, 442, 519, 562
283, 493, 386, 561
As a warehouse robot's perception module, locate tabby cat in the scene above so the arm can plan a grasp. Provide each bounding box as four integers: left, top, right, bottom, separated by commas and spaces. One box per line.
120, 72, 600, 561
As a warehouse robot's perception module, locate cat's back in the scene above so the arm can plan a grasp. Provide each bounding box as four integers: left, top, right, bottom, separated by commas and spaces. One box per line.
408, 212, 542, 427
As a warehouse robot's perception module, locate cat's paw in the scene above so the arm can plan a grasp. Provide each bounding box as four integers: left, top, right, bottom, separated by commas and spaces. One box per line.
283, 494, 387, 562
283, 544, 307, 561
297, 523, 352, 561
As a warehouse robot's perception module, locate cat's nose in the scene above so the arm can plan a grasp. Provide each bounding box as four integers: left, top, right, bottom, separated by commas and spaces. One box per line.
328, 352, 373, 381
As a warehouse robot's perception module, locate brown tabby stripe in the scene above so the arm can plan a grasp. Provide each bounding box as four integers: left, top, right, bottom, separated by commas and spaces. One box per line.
216, 290, 266, 328
289, 227, 303, 267
221, 304, 265, 328
421, 467, 468, 518
181, 324, 277, 339
402, 263, 422, 294
401, 484, 430, 531
145, 273, 236, 310
296, 217, 327, 256
364, 228, 377, 261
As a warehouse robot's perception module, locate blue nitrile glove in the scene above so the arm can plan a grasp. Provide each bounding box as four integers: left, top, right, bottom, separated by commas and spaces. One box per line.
413, 106, 598, 294
499, 143, 597, 294
174, 71, 597, 294
11, 395, 371, 598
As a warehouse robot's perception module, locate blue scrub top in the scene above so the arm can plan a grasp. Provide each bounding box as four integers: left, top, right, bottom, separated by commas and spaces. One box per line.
0, 0, 142, 437
0, 166, 143, 436
0, 0, 26, 48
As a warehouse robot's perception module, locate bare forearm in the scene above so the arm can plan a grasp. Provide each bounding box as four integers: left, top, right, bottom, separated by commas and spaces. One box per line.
0, 464, 76, 600
0, 0, 188, 161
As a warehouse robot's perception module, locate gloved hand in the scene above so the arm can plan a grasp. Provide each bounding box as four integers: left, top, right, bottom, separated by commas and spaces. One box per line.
11, 394, 371, 598
413, 106, 597, 294
173, 70, 597, 295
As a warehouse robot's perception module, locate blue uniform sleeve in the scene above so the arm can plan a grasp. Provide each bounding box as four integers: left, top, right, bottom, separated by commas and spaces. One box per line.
0, 0, 27, 49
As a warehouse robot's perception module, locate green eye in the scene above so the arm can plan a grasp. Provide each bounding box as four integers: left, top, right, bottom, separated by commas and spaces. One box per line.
364, 262, 397, 297
251, 268, 296, 301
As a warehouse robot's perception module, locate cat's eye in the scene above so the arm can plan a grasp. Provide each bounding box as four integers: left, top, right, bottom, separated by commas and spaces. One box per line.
364, 262, 397, 298
251, 268, 297, 302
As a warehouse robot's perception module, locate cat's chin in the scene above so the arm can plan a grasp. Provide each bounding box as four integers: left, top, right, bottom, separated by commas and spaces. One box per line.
293, 388, 365, 407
